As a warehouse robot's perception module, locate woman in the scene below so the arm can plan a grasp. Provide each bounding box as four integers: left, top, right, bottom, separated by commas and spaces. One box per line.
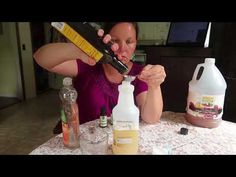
34, 22, 166, 126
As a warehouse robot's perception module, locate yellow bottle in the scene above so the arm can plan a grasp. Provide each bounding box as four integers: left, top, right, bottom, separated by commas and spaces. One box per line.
112, 77, 139, 154
51, 22, 128, 74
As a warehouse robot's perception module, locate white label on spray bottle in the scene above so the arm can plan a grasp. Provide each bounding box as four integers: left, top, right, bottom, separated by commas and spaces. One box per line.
187, 91, 225, 119
112, 120, 139, 154
113, 120, 138, 130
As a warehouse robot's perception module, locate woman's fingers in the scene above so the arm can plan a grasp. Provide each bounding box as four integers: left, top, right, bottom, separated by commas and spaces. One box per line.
99, 30, 119, 52
138, 65, 166, 86
111, 43, 119, 51
87, 58, 96, 65
103, 34, 111, 43
140, 65, 165, 78
78, 49, 96, 66
97, 29, 119, 52
97, 29, 104, 37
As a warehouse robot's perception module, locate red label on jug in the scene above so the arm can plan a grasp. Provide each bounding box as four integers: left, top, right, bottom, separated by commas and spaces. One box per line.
187, 91, 225, 120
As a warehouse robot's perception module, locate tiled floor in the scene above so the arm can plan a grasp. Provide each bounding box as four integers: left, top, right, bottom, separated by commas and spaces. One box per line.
0, 90, 61, 154
0, 97, 20, 110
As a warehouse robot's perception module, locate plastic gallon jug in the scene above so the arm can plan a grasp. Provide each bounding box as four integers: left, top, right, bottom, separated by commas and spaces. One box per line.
185, 58, 227, 128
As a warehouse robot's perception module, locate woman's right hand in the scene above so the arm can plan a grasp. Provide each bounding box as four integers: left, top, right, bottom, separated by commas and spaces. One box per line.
33, 28, 119, 77
97, 29, 119, 53
71, 43, 96, 66
79, 29, 119, 66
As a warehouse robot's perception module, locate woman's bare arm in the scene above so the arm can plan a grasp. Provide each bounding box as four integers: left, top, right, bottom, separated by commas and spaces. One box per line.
33, 42, 96, 77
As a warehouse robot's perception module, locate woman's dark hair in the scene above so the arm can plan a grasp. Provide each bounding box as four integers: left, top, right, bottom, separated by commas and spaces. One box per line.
102, 22, 139, 40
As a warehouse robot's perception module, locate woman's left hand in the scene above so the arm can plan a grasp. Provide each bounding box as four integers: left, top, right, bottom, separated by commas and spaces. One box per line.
138, 64, 166, 89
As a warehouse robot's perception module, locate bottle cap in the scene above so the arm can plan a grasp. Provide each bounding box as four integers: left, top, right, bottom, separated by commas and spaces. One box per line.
205, 58, 215, 64
63, 77, 72, 86
180, 127, 188, 135
123, 75, 136, 82
100, 107, 106, 116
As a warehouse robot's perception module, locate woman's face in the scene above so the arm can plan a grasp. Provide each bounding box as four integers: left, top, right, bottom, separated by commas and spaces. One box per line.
109, 23, 137, 64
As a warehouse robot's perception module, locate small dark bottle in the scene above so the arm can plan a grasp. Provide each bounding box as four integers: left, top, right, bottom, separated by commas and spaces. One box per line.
51, 22, 128, 74
99, 107, 107, 128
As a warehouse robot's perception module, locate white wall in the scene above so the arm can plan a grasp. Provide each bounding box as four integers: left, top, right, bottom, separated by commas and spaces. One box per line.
0, 22, 22, 98
17, 22, 36, 99
138, 22, 171, 45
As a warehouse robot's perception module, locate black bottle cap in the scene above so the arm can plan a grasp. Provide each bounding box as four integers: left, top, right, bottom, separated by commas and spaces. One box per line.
180, 127, 188, 135
100, 107, 106, 116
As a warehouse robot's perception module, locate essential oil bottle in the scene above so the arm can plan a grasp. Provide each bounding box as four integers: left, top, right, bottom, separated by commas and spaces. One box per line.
99, 107, 108, 128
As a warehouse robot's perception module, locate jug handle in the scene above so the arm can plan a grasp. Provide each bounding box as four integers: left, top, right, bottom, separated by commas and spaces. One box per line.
192, 64, 204, 81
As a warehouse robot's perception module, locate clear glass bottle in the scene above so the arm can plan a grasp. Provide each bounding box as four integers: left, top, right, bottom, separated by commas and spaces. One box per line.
51, 22, 128, 74
112, 77, 139, 154
59, 77, 79, 148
